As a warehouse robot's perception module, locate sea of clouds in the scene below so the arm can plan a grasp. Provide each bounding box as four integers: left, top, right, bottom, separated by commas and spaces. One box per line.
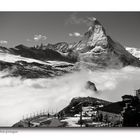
0, 66, 140, 126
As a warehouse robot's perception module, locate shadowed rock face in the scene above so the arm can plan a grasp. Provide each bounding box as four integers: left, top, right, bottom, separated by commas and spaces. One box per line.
36, 42, 69, 53
10, 44, 77, 63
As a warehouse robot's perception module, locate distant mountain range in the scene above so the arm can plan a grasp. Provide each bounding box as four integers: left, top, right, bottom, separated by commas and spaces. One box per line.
0, 17, 140, 78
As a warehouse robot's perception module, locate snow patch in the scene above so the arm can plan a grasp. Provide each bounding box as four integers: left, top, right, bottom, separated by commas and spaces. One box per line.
126, 47, 140, 59
0, 52, 48, 64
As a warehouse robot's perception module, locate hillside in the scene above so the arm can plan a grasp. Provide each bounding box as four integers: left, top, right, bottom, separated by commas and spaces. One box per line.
59, 97, 111, 116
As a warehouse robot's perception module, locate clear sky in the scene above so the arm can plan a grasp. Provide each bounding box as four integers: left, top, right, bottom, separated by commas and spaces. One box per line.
0, 12, 140, 48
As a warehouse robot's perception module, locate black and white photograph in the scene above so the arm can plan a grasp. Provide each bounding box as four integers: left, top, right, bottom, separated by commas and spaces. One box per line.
0, 11, 140, 128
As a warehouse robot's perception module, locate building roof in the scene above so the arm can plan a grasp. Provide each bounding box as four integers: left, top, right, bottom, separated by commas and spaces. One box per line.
99, 101, 124, 114
122, 95, 133, 99
99, 97, 140, 115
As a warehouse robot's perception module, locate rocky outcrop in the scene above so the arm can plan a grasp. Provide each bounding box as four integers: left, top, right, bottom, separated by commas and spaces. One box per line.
59, 97, 111, 117
85, 81, 98, 92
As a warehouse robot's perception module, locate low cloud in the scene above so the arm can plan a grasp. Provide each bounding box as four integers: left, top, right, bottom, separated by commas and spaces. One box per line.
0, 40, 8, 44
27, 34, 47, 42
34, 34, 47, 41
0, 66, 140, 126
69, 32, 83, 37
66, 13, 96, 26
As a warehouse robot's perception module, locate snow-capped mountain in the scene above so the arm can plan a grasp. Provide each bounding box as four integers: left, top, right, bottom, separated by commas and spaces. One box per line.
0, 17, 140, 78
0, 52, 47, 65
125, 47, 140, 59
72, 18, 140, 68
0, 50, 75, 78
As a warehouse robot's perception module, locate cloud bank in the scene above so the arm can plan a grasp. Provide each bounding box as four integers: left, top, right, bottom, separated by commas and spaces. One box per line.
0, 40, 8, 44
69, 32, 83, 37
0, 66, 140, 126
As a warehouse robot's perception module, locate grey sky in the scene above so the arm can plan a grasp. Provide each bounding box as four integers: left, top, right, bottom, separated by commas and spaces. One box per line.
0, 12, 140, 48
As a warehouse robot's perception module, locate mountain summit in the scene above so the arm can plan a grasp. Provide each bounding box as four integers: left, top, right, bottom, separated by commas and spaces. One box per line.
74, 17, 108, 53
72, 17, 140, 68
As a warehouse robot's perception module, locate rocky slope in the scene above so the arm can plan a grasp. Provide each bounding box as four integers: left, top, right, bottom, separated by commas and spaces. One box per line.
58, 97, 111, 117
0, 51, 75, 78
35, 42, 69, 53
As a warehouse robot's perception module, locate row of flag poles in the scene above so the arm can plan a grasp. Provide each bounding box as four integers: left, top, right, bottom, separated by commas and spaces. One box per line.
21, 108, 58, 120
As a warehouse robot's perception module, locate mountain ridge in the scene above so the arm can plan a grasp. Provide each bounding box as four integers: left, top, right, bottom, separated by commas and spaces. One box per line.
58, 96, 111, 117
0, 17, 140, 78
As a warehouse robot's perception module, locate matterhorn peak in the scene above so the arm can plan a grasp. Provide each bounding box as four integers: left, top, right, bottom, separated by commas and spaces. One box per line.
88, 17, 101, 25
74, 17, 108, 53
73, 17, 140, 68
83, 17, 108, 49
87, 17, 102, 31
